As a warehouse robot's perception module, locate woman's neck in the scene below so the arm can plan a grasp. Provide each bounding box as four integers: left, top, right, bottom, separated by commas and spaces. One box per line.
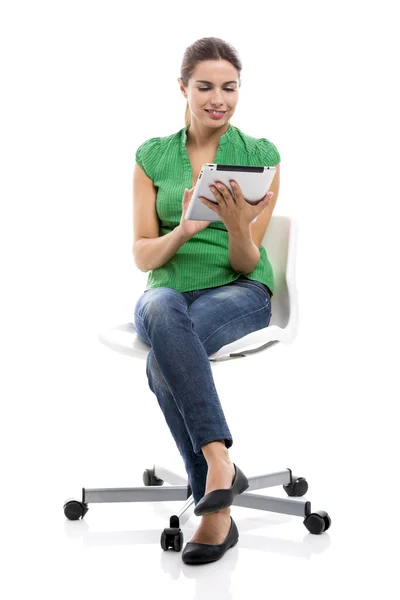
186, 121, 230, 149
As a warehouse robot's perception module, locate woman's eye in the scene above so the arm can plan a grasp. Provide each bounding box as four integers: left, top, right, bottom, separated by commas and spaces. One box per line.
198, 88, 235, 92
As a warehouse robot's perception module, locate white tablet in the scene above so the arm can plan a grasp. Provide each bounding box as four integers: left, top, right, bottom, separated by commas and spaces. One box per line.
185, 163, 276, 222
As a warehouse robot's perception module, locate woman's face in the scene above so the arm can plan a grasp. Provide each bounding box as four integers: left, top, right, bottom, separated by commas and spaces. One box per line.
180, 59, 240, 128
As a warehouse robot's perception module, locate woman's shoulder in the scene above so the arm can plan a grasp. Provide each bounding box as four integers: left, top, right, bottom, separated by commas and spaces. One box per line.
255, 135, 281, 165
135, 136, 161, 179
135, 127, 182, 161
234, 126, 281, 165
135, 135, 161, 159
135, 128, 184, 179
136, 127, 183, 152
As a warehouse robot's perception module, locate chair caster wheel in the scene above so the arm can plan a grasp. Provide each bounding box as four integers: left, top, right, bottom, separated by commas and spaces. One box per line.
160, 516, 183, 552
304, 510, 331, 534
143, 467, 164, 486
63, 498, 89, 520
283, 476, 308, 497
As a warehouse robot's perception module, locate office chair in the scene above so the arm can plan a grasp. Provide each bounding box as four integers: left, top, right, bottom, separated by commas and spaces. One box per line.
63, 216, 331, 551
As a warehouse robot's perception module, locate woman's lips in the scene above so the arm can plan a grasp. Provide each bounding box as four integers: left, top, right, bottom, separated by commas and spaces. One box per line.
205, 110, 226, 120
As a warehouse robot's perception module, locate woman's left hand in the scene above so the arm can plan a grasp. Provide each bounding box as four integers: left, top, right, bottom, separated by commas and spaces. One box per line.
199, 180, 273, 232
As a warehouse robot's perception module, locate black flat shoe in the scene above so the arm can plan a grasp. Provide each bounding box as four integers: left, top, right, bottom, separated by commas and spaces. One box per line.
194, 463, 249, 516
181, 517, 239, 565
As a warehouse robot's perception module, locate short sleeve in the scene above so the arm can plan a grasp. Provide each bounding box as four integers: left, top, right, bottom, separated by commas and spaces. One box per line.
256, 138, 281, 166
135, 137, 161, 181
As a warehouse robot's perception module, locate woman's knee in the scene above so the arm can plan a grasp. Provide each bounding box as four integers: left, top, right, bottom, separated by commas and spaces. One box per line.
137, 287, 188, 324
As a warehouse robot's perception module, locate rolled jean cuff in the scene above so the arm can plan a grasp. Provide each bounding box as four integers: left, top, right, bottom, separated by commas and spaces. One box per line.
195, 435, 233, 456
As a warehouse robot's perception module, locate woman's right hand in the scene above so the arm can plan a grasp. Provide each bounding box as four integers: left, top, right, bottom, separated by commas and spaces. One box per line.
177, 187, 211, 240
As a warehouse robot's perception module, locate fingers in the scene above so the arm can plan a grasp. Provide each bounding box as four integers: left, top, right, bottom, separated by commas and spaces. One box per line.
255, 192, 273, 209
183, 187, 195, 205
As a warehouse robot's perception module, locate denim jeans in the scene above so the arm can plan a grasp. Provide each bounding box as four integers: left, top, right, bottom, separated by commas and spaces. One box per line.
133, 275, 272, 505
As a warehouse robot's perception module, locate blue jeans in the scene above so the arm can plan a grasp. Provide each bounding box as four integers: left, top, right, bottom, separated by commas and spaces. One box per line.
133, 275, 272, 505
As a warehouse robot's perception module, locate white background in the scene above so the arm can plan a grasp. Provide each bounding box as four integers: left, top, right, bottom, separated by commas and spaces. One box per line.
1, 0, 399, 598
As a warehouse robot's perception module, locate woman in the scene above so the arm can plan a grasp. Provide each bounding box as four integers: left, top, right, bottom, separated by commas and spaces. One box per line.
133, 37, 280, 565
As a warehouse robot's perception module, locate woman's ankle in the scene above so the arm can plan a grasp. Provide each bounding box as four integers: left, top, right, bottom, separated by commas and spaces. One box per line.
202, 506, 231, 521
201, 440, 230, 465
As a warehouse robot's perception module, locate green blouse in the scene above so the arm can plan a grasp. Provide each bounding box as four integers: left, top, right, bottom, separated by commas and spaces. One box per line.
135, 123, 280, 294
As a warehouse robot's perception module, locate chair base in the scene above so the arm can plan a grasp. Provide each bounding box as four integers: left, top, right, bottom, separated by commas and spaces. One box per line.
64, 465, 332, 540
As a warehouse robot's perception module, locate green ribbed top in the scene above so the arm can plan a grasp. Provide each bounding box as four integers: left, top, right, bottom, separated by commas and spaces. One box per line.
135, 123, 280, 294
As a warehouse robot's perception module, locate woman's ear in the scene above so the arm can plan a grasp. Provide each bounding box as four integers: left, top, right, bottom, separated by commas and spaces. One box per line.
178, 78, 187, 98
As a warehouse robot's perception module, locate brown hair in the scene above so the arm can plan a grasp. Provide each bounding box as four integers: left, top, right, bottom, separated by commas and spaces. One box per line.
180, 37, 242, 127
